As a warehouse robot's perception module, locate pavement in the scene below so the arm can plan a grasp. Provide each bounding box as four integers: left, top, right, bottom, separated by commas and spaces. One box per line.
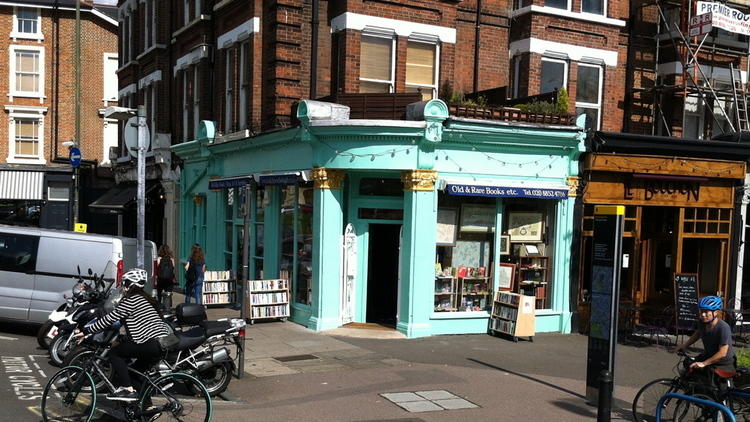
196, 301, 687, 422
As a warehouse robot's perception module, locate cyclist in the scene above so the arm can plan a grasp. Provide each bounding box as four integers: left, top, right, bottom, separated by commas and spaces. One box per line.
674, 295, 736, 387
75, 268, 171, 401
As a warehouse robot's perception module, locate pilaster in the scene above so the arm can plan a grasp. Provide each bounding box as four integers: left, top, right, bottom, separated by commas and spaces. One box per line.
309, 168, 345, 330
398, 169, 438, 338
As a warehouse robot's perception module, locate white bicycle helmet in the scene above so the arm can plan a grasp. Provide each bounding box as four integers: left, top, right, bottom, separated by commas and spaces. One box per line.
121, 268, 148, 289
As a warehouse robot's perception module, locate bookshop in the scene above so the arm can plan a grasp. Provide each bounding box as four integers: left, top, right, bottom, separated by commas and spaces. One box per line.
577, 132, 750, 332
173, 99, 585, 337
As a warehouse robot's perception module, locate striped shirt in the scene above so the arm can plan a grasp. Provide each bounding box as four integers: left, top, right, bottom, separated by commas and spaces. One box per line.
84, 294, 171, 344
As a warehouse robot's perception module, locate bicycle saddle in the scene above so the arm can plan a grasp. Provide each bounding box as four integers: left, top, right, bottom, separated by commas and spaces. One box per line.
200, 320, 231, 337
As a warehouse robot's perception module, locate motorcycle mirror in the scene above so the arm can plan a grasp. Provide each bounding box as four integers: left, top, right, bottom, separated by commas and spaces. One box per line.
88, 268, 93, 276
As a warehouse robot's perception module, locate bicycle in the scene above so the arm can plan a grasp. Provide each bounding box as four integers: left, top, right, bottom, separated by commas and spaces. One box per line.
633, 351, 750, 422
40, 333, 213, 422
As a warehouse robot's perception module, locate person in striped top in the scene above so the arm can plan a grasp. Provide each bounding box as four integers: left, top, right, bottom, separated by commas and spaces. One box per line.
77, 268, 171, 402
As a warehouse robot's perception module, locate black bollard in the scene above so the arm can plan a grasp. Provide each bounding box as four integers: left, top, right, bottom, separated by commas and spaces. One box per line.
597, 369, 613, 422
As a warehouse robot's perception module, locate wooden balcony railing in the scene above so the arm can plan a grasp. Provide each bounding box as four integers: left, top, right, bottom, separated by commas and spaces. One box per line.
447, 103, 576, 125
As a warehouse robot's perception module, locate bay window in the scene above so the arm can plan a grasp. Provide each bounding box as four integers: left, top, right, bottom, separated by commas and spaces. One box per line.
359, 34, 394, 93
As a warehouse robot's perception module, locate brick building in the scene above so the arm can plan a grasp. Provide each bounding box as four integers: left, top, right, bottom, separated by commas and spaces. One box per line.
0, 0, 118, 230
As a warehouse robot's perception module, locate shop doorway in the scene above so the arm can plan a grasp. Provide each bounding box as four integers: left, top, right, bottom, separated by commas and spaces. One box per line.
366, 223, 401, 326
640, 206, 678, 306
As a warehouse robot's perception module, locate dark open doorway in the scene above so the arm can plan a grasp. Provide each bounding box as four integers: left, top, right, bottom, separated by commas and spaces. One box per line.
366, 223, 401, 326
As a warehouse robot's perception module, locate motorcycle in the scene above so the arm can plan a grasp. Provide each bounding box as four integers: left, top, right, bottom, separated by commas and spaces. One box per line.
65, 303, 246, 396
36, 271, 97, 349
48, 264, 119, 366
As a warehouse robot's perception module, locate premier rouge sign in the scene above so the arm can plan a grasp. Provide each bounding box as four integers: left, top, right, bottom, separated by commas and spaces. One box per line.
697, 2, 750, 36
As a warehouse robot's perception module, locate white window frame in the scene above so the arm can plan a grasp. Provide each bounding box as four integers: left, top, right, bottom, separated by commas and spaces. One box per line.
512, 56, 521, 98
239, 41, 249, 130
405, 38, 440, 100
9, 45, 45, 100
193, 68, 200, 139
194, 0, 200, 20
683, 94, 705, 140
47, 182, 70, 202
6, 107, 46, 164
575, 63, 603, 131
103, 53, 119, 102
102, 117, 118, 165
184, 0, 190, 26
359, 33, 395, 93
540, 57, 568, 94
182, 71, 189, 141
11, 7, 43, 41
581, 0, 606, 16
225, 48, 234, 131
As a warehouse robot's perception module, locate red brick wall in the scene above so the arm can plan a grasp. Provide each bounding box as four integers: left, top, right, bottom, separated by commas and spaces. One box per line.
0, 6, 117, 164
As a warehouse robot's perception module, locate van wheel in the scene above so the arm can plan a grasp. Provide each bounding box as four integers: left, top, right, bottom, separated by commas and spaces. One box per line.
37, 320, 55, 350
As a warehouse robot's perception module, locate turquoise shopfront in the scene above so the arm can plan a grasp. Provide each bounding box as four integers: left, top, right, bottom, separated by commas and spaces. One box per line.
173, 100, 585, 338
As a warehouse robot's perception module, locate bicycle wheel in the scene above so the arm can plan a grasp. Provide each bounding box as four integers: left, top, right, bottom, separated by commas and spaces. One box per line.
41, 366, 96, 422
633, 378, 684, 422
63, 347, 112, 393
672, 393, 715, 422
139, 372, 212, 422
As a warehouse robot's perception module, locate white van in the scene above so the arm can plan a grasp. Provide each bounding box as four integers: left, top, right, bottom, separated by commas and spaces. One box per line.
0, 225, 157, 323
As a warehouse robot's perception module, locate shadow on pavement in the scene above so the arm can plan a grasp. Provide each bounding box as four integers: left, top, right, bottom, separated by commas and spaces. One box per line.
467, 357, 585, 399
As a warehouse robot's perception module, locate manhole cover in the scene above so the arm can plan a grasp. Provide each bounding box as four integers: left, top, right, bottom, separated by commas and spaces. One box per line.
273, 354, 319, 362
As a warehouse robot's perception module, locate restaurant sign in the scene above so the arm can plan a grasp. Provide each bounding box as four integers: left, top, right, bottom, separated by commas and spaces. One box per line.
624, 177, 700, 202
583, 175, 734, 208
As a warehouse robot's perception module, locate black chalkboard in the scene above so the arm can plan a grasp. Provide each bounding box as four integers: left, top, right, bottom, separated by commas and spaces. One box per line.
674, 273, 699, 328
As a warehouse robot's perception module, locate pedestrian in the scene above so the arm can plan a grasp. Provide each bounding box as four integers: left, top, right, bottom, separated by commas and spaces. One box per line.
184, 243, 206, 304
155, 244, 176, 307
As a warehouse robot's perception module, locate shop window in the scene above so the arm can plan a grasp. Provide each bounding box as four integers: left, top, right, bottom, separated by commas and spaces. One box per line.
540, 58, 567, 94
405, 40, 438, 101
359, 34, 394, 93
0, 200, 43, 228
279, 184, 314, 305
358, 208, 403, 220
358, 177, 402, 197
682, 207, 731, 236
47, 182, 69, 202
435, 193, 495, 313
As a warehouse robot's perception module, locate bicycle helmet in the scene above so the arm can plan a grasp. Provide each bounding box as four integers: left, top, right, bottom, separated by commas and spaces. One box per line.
698, 295, 722, 311
121, 268, 148, 289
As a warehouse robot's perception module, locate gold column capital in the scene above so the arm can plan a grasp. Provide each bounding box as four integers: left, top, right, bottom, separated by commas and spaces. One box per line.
566, 176, 581, 198
312, 168, 345, 190
401, 170, 438, 192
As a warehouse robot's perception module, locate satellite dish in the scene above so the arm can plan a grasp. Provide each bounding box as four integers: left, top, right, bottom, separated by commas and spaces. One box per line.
124, 116, 151, 158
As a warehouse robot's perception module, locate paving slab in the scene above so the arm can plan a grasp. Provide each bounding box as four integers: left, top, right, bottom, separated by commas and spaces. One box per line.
414, 391, 458, 401
381, 392, 423, 403
432, 398, 478, 410
394, 401, 444, 413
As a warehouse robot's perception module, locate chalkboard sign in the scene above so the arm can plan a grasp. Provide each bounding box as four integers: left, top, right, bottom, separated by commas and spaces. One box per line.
674, 273, 699, 328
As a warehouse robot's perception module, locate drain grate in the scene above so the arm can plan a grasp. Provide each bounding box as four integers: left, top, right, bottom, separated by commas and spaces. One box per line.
273, 354, 319, 362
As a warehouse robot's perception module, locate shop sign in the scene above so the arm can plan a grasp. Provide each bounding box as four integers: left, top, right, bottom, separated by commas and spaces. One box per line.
208, 176, 252, 190
258, 174, 299, 186
446, 184, 568, 199
624, 178, 700, 202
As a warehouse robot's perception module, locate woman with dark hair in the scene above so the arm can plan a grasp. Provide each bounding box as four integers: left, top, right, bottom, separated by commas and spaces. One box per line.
155, 244, 176, 306
185, 243, 206, 304
76, 268, 171, 401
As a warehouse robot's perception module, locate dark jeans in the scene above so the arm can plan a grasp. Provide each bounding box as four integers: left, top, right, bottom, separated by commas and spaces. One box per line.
109, 339, 161, 389
156, 278, 174, 307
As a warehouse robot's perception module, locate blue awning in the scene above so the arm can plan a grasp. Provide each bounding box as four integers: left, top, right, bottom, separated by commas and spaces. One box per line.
439, 177, 569, 200
208, 176, 253, 190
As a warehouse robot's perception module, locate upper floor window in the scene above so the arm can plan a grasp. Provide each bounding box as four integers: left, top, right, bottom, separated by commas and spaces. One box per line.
575, 63, 603, 131
540, 57, 567, 94
12, 8, 42, 40
14, 119, 40, 158
405, 41, 438, 101
359, 35, 394, 93
10, 46, 44, 98
225, 48, 236, 131
103, 54, 118, 102
544, 0, 605, 15
184, 0, 190, 26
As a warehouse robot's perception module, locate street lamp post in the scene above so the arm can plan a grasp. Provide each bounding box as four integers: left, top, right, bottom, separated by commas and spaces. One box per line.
104, 105, 148, 270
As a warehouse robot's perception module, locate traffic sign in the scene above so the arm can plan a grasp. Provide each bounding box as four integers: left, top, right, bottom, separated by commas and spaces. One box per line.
69, 147, 82, 167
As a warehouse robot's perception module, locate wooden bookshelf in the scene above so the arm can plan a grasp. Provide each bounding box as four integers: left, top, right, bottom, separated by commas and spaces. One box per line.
245, 279, 290, 323
458, 276, 492, 312
518, 256, 549, 309
434, 276, 458, 312
202, 270, 236, 305
489, 291, 535, 342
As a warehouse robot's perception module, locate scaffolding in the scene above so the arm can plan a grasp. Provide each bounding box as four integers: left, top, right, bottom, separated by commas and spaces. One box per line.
632, 0, 750, 139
